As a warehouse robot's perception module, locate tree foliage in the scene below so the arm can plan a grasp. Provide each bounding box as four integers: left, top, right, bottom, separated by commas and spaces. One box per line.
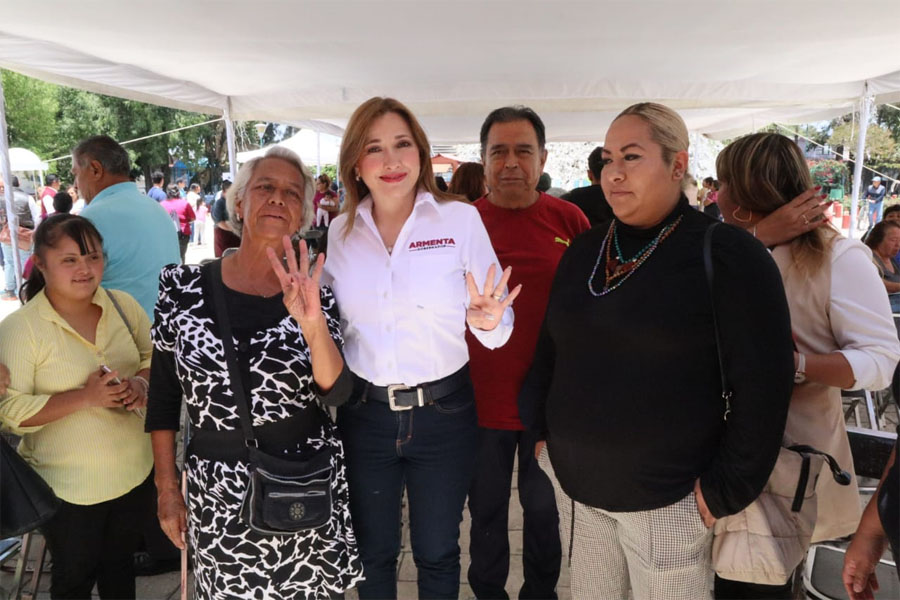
827, 122, 896, 162
2, 70, 59, 157
2, 69, 260, 190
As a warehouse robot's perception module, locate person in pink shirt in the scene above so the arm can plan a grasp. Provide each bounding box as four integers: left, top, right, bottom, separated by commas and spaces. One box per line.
160, 184, 195, 262
193, 197, 209, 245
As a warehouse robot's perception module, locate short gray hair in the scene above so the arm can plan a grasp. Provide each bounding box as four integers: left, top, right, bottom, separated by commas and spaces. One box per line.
72, 135, 131, 177
226, 146, 315, 237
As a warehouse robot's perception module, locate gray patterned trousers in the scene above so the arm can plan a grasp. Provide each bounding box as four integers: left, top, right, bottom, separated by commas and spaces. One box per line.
538, 447, 713, 599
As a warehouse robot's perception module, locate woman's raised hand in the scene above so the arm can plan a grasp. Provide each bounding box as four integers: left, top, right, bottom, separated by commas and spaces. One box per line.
266, 236, 325, 329
466, 264, 522, 332
754, 187, 830, 247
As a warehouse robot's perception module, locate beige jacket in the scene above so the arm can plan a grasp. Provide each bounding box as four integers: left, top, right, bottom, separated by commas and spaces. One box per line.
772, 237, 899, 542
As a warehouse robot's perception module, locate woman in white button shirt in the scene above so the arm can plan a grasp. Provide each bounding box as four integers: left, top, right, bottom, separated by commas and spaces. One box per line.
324, 97, 519, 600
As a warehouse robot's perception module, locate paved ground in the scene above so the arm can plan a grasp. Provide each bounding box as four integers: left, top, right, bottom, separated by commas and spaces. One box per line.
1, 457, 569, 599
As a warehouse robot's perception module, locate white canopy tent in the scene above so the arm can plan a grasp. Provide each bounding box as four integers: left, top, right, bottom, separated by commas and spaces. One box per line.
4, 147, 48, 194
236, 130, 342, 169
1, 1, 899, 140
8, 148, 48, 172
2, 0, 900, 279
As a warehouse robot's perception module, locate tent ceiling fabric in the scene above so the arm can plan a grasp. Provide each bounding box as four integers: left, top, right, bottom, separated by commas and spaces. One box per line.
1, 1, 899, 143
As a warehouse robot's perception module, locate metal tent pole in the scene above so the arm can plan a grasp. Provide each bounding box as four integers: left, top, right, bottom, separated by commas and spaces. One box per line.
224, 98, 238, 182
0, 74, 24, 293
316, 132, 322, 177
848, 84, 872, 238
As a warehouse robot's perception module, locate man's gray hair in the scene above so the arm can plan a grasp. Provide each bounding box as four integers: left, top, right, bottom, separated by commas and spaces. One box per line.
226, 146, 315, 237
72, 135, 131, 177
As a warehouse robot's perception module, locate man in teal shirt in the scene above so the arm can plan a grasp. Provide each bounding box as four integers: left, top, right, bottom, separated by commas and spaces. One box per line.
74, 136, 181, 320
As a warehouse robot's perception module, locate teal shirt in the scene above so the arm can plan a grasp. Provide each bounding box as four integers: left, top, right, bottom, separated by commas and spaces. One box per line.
81, 182, 181, 320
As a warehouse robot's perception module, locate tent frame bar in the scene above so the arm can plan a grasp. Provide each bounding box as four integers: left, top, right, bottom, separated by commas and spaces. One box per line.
848, 83, 871, 238
0, 74, 24, 294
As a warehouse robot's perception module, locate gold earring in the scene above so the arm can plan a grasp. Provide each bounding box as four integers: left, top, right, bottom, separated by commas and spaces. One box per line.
732, 206, 753, 223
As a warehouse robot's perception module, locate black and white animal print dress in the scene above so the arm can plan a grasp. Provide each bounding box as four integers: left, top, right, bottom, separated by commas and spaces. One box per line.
148, 264, 363, 599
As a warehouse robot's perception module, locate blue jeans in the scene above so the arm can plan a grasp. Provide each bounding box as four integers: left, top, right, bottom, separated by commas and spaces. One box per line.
889, 293, 900, 314
337, 373, 478, 599
868, 200, 884, 228
1, 242, 31, 294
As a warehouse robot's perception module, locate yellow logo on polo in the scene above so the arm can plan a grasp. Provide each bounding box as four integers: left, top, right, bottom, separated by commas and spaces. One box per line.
554, 237, 571, 247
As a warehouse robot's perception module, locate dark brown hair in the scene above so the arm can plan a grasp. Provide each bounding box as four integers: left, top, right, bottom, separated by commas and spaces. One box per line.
865, 221, 900, 254
22, 214, 104, 302
448, 162, 486, 202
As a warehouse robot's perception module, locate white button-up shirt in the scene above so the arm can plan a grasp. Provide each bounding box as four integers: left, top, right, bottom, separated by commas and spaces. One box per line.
323, 191, 513, 386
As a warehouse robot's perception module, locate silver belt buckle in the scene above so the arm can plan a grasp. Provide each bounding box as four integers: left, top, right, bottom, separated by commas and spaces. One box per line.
387, 384, 424, 411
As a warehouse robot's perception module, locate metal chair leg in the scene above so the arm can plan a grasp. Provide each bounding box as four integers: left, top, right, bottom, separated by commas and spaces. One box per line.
21, 536, 47, 600
9, 533, 32, 600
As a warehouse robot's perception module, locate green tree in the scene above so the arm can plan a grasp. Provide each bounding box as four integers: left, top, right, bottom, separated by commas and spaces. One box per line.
1, 69, 59, 157
828, 122, 896, 162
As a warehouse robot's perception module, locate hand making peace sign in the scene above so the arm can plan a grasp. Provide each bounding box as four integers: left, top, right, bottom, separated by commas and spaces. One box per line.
465, 264, 522, 331
266, 235, 326, 330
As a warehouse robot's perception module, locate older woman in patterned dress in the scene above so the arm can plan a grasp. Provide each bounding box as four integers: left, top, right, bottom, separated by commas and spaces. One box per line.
145, 147, 363, 599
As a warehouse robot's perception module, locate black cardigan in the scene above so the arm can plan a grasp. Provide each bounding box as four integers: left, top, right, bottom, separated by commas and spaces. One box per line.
520, 198, 794, 517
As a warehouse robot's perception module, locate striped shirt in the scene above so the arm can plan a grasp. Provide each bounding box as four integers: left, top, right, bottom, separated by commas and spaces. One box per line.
0, 287, 153, 505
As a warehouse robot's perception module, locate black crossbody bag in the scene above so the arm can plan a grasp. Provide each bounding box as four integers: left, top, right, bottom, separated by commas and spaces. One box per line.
205, 260, 334, 535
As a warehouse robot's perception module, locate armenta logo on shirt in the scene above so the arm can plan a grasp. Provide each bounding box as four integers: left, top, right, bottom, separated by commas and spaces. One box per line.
408, 238, 456, 252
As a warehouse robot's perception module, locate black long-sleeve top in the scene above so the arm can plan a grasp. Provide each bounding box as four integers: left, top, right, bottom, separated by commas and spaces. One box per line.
520, 198, 794, 517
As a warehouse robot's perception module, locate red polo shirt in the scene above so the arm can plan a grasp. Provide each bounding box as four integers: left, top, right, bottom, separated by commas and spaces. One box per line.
466, 193, 590, 429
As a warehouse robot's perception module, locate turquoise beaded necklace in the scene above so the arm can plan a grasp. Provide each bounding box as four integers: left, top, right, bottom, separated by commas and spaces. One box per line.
587, 216, 683, 297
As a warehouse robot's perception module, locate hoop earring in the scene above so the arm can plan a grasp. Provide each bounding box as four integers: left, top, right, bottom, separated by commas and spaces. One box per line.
732, 206, 753, 223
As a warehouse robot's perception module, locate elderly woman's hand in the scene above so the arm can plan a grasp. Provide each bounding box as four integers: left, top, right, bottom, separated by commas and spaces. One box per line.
157, 487, 187, 550
754, 187, 830, 247
465, 264, 522, 332
0, 362, 9, 396
267, 236, 327, 334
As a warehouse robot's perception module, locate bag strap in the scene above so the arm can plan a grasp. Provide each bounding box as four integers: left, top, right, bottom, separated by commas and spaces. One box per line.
203, 260, 258, 447
106, 289, 132, 334
703, 222, 732, 420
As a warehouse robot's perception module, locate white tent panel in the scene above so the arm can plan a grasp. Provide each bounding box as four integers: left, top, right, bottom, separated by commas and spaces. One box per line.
6, 148, 48, 171
0, 1, 899, 141
237, 130, 341, 165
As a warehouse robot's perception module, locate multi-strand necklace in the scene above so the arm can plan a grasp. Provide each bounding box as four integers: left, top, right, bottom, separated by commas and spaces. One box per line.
587, 215, 683, 297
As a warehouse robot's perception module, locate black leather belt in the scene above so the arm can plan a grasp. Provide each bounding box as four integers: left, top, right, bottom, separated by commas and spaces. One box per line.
353, 365, 470, 411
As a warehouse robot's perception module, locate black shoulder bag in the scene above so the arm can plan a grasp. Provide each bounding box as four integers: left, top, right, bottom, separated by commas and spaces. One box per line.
204, 260, 334, 535
0, 435, 61, 538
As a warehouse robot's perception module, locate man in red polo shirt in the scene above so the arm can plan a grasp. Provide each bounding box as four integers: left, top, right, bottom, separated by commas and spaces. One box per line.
466, 107, 590, 600
40, 173, 61, 219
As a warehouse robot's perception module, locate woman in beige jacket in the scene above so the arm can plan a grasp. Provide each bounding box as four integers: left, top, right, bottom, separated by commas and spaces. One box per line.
715, 132, 900, 598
